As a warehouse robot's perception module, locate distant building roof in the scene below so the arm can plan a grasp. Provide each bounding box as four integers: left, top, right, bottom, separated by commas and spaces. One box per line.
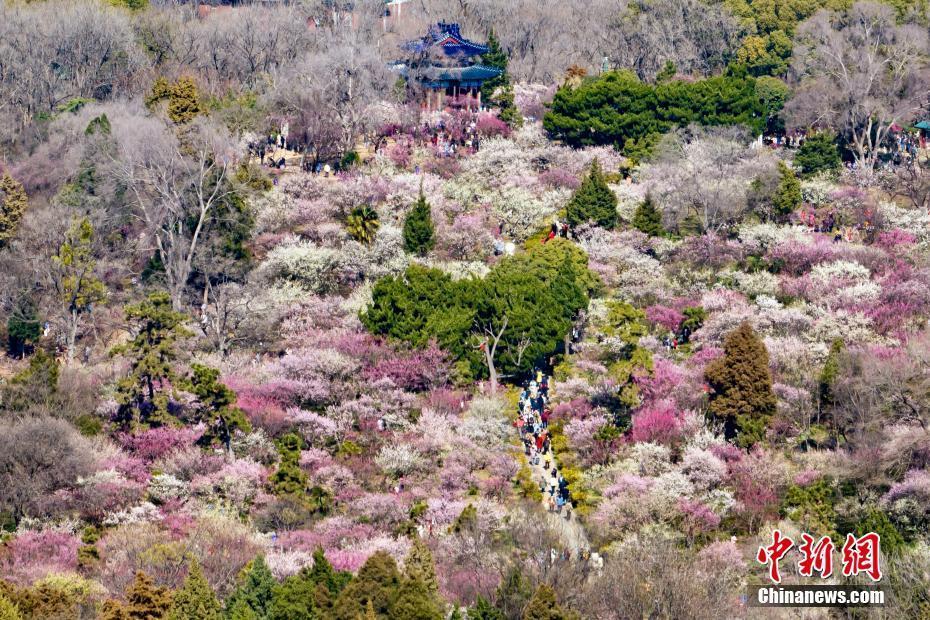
405, 22, 490, 57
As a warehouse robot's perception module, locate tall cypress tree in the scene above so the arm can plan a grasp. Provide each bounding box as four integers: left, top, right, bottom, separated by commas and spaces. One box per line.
0, 174, 28, 249
705, 322, 777, 447
225, 556, 276, 619
169, 558, 221, 620
331, 551, 401, 620
770, 161, 801, 221
565, 160, 618, 229
632, 195, 664, 236
403, 539, 439, 598
402, 190, 435, 256
480, 30, 508, 101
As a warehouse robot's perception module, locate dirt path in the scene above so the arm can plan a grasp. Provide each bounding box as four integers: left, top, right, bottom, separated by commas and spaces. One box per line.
529, 451, 591, 556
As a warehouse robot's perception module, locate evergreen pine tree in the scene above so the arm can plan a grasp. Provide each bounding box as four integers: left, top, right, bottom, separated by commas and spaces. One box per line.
270, 433, 308, 497
267, 573, 316, 620
168, 76, 202, 124
345, 205, 380, 245
391, 578, 442, 620
631, 195, 663, 236
0, 593, 21, 620
770, 161, 801, 221
0, 173, 28, 248
794, 132, 841, 177
495, 85, 522, 129
480, 30, 508, 102
111, 292, 191, 427
467, 597, 504, 620
6, 296, 40, 358
169, 559, 221, 620
331, 551, 401, 620
494, 566, 531, 620
403, 538, 439, 598
565, 160, 618, 229
181, 363, 251, 452
102, 572, 173, 620
705, 322, 777, 447
55, 217, 107, 362
402, 190, 435, 256
225, 556, 276, 620
522, 585, 576, 620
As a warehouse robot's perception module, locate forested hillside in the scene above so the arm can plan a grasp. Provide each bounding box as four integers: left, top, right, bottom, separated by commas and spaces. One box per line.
1, 0, 930, 618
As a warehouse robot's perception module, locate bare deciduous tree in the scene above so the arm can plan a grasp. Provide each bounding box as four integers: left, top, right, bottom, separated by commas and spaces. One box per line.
787, 2, 929, 173
642, 127, 777, 234
110, 113, 238, 310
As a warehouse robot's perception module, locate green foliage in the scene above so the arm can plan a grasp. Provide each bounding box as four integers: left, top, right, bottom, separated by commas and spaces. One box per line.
467, 596, 504, 620
225, 556, 276, 620
0, 593, 21, 620
402, 190, 435, 256
0, 174, 28, 249
755, 76, 791, 135
565, 160, 618, 229
522, 584, 577, 620
543, 70, 766, 150
147, 76, 202, 124
168, 76, 202, 124
705, 322, 777, 447
781, 478, 838, 536
345, 206, 380, 245
1, 349, 58, 413
795, 133, 841, 177
332, 551, 401, 620
6, 298, 40, 358
404, 539, 438, 598
621, 132, 663, 167
362, 239, 591, 380
681, 306, 707, 334
631, 195, 663, 236
655, 61, 677, 83
270, 433, 308, 497
85, 114, 112, 136
169, 558, 221, 620
391, 578, 442, 620
102, 571, 173, 620
734, 31, 792, 77
770, 161, 802, 221
55, 218, 107, 338
494, 85, 522, 129
111, 292, 192, 427
480, 30, 509, 102
181, 363, 251, 451
852, 508, 906, 553
494, 565, 532, 620
340, 151, 361, 170
818, 339, 844, 414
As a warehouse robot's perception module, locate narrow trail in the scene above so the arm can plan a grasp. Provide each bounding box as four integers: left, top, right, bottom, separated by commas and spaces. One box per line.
514, 377, 592, 558
529, 454, 590, 555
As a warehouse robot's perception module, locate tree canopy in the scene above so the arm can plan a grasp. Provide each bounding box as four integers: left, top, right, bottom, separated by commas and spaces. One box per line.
543, 70, 768, 150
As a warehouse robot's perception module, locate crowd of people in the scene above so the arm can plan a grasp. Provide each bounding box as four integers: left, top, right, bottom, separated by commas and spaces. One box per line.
515, 370, 574, 520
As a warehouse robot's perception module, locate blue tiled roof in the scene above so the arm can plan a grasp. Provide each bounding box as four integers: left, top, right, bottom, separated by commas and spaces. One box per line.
404, 22, 490, 57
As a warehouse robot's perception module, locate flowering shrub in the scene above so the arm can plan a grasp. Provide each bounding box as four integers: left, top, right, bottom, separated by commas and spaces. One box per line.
119, 427, 204, 462
0, 529, 81, 585
628, 400, 687, 447
375, 444, 425, 477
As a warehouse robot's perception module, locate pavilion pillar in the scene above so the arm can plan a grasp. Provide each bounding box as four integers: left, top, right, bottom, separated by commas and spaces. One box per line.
476, 88, 481, 111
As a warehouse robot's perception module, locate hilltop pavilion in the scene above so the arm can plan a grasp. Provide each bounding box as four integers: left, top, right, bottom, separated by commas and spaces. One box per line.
396, 22, 502, 111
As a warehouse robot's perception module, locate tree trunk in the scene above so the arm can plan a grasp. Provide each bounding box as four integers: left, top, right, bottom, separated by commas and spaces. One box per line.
66, 307, 78, 363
